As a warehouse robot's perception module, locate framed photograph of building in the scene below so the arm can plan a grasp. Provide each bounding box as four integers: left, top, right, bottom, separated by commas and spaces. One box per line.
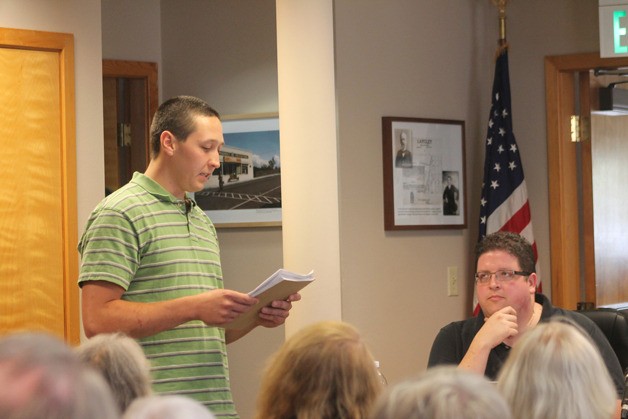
194, 113, 281, 228
382, 116, 467, 230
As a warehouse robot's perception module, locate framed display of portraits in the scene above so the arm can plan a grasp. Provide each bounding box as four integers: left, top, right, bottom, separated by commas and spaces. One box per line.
382, 117, 467, 230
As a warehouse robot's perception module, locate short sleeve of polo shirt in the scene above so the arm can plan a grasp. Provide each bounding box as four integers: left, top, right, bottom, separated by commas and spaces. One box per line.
78, 204, 139, 291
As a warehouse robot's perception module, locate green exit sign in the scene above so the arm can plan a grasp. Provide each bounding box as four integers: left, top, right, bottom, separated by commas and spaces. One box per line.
600, 1, 628, 57
613, 10, 628, 53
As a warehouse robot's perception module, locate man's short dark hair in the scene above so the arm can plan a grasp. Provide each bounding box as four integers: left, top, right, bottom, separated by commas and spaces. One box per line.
475, 231, 536, 273
149, 96, 220, 158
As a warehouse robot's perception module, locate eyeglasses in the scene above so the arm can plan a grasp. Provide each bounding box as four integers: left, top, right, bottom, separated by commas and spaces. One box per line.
474, 270, 532, 285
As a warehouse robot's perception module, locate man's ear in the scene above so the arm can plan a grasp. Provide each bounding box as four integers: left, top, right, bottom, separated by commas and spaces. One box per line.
160, 131, 177, 156
528, 272, 538, 291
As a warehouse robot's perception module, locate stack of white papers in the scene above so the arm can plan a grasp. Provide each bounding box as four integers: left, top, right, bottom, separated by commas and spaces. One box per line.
225, 269, 315, 330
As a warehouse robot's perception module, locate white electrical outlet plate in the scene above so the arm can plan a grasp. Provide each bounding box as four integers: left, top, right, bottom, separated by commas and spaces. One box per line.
447, 266, 458, 296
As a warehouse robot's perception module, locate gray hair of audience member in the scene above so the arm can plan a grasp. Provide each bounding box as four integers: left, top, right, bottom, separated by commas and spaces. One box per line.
496, 318, 616, 419
123, 395, 216, 419
76, 332, 153, 412
369, 366, 512, 419
0, 331, 119, 419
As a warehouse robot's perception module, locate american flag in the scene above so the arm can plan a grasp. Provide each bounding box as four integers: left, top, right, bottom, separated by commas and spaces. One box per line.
473, 48, 539, 315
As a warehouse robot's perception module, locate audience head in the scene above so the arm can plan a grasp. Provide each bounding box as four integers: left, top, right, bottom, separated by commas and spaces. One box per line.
496, 318, 616, 419
123, 395, 215, 419
369, 365, 512, 419
0, 331, 119, 419
76, 332, 153, 412
255, 320, 383, 419
475, 231, 536, 274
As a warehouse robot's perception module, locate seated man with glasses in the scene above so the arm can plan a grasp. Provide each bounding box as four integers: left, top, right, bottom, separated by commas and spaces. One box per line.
427, 231, 624, 414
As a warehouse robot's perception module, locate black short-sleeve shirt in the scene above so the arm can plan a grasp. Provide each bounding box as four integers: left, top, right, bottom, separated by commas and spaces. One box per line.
427, 293, 625, 397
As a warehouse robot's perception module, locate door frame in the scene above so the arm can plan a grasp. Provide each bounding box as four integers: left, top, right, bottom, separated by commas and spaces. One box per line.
545, 52, 628, 309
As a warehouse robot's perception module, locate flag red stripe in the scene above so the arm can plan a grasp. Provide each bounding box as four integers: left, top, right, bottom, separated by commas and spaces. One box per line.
499, 200, 531, 233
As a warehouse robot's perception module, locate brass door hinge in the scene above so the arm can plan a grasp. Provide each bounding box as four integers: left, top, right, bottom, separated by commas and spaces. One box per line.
570, 115, 590, 143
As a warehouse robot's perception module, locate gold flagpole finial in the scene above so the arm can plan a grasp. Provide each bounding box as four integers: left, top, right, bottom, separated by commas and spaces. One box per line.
491, 0, 508, 46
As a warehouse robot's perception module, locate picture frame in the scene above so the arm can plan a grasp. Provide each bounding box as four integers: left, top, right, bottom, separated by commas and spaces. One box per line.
194, 113, 282, 228
382, 117, 467, 230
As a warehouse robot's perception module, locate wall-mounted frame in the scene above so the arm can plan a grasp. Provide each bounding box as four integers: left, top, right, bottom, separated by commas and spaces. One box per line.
194, 113, 282, 228
382, 117, 466, 230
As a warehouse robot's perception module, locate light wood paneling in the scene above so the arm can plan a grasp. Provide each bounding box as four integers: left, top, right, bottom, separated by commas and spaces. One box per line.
591, 115, 628, 305
0, 28, 78, 344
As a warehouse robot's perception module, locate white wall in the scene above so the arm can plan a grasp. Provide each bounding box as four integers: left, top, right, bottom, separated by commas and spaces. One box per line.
276, 0, 343, 332
0, 0, 104, 237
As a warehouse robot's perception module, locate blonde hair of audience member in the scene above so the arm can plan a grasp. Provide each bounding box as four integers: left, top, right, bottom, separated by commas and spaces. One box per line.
123, 395, 215, 419
0, 331, 119, 419
369, 365, 512, 419
76, 332, 153, 412
497, 318, 616, 419
255, 321, 383, 419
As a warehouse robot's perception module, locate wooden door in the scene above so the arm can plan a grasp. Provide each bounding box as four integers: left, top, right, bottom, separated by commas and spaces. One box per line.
545, 53, 628, 309
0, 28, 79, 343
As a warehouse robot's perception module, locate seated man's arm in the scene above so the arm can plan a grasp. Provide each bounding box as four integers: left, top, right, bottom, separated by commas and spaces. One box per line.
428, 323, 466, 367
429, 307, 518, 375
459, 306, 518, 374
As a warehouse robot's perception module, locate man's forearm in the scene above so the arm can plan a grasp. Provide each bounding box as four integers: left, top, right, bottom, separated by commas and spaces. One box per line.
458, 340, 491, 375
82, 296, 197, 339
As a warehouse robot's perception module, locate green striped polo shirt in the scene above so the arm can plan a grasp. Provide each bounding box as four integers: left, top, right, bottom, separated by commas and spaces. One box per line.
78, 172, 238, 418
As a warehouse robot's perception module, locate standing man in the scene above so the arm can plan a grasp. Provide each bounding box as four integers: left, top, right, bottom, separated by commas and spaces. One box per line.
428, 231, 624, 416
78, 96, 300, 418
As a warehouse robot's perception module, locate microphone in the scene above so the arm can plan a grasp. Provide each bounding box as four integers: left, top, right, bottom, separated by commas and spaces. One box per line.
622, 368, 628, 419
184, 198, 192, 214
